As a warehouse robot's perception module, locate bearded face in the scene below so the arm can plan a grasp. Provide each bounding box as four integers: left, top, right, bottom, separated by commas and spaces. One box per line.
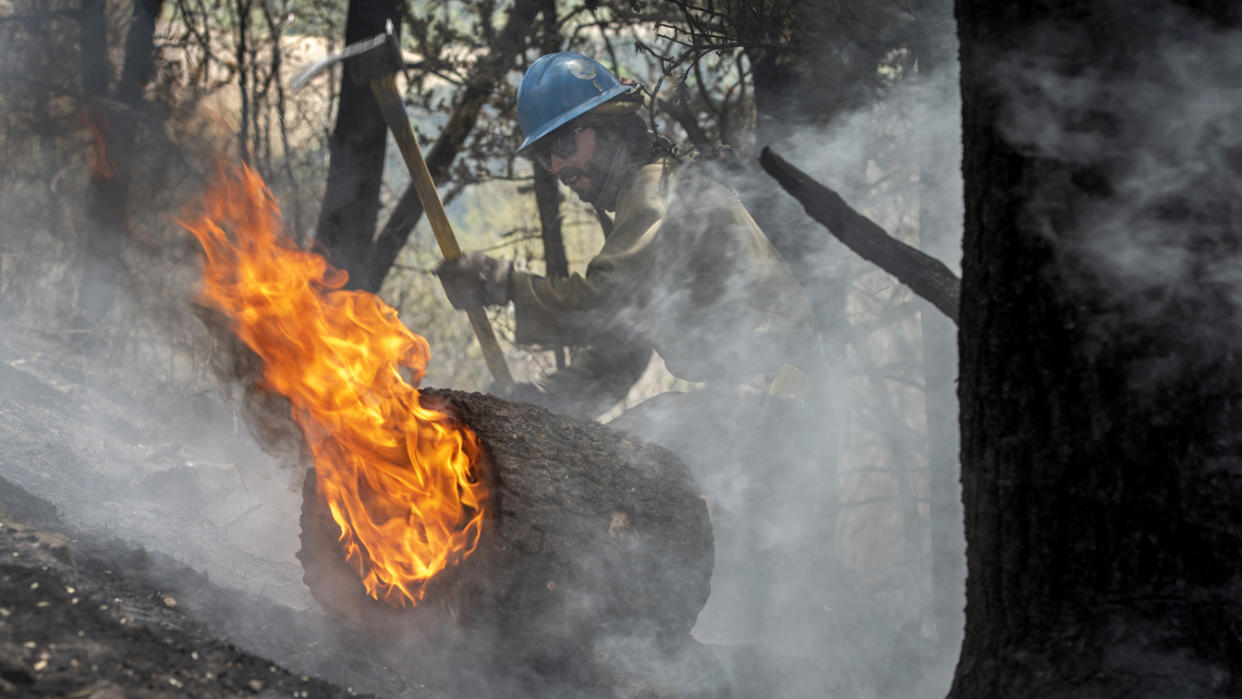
537, 124, 630, 209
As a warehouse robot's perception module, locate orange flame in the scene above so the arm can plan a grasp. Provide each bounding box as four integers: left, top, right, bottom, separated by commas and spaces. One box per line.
83, 112, 117, 180
180, 164, 490, 607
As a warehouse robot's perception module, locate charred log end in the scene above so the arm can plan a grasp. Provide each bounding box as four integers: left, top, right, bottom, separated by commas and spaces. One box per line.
298, 389, 714, 659
297, 466, 424, 640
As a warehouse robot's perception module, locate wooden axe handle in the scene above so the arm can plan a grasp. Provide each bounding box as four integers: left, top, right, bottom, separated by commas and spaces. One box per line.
368, 74, 514, 388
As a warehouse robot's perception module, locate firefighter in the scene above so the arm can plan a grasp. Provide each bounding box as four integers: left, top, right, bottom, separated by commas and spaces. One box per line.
438, 52, 832, 645
436, 51, 821, 421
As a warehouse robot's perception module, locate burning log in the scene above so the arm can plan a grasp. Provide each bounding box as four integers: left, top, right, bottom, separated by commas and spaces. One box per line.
182, 166, 714, 676
298, 388, 713, 658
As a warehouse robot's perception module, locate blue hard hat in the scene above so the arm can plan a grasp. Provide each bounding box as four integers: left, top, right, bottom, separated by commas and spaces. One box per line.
516, 52, 637, 155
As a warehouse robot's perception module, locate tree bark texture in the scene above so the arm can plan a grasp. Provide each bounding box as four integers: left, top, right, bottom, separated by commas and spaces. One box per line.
314, 0, 400, 289
953, 1, 1242, 696
760, 147, 962, 323
297, 389, 713, 661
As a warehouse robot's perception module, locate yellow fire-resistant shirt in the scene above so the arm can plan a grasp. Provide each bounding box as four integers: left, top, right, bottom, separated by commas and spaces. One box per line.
509, 158, 816, 385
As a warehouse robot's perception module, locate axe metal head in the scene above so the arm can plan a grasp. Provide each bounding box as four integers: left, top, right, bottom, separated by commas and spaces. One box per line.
290, 20, 403, 91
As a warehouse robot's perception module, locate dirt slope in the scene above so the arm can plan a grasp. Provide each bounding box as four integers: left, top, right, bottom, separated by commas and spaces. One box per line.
0, 479, 361, 698
0, 321, 435, 698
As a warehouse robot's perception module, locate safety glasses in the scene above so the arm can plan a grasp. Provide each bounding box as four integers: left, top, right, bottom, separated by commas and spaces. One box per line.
532, 125, 587, 171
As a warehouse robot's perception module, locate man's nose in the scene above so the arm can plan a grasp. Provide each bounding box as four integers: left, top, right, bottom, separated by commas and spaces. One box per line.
547, 153, 567, 174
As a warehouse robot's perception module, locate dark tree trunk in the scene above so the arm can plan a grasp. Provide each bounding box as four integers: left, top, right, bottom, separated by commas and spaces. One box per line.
314, 0, 400, 289
75, 0, 164, 332
296, 390, 715, 688
76, 0, 118, 332
534, 169, 567, 281
533, 0, 567, 368
359, 0, 544, 292
533, 0, 566, 292
952, 0, 1242, 696
233, 0, 252, 162
534, 165, 569, 369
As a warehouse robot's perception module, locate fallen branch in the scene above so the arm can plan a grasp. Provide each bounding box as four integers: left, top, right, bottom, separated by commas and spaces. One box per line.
760, 147, 961, 324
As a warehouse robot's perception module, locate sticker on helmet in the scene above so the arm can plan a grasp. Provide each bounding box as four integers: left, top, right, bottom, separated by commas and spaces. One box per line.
568, 61, 597, 81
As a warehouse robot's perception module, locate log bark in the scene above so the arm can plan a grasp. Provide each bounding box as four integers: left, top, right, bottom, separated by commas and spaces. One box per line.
296, 389, 714, 659
759, 147, 961, 324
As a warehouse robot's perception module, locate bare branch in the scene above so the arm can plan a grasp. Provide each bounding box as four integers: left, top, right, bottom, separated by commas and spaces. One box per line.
760, 147, 960, 324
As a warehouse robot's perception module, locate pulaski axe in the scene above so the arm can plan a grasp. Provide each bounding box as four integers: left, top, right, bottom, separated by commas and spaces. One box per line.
292, 22, 514, 388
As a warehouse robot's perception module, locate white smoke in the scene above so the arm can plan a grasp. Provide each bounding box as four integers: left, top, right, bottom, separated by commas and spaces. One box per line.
577, 41, 967, 699
992, 4, 1242, 370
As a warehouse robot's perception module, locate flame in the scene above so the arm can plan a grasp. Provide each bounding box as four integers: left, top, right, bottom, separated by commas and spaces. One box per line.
82, 112, 117, 180
181, 164, 490, 607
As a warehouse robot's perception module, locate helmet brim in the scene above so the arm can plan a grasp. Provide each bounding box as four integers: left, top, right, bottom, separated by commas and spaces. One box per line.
516, 84, 640, 156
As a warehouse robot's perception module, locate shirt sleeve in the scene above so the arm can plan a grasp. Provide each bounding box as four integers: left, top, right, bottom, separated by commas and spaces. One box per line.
509, 164, 669, 347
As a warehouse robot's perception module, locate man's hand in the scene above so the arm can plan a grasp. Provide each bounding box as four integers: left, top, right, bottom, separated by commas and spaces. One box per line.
434, 252, 513, 309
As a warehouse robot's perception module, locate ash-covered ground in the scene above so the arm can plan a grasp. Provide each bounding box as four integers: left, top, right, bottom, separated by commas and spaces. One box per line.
0, 319, 445, 698
0, 482, 362, 698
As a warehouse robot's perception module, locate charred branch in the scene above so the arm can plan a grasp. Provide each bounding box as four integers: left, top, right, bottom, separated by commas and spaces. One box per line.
760, 147, 961, 324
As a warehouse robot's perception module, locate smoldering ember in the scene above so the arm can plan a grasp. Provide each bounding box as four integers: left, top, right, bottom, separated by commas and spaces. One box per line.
2, 1, 1241, 698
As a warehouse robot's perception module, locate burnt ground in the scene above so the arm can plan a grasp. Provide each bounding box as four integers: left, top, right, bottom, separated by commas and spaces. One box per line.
0, 480, 359, 698
0, 317, 447, 698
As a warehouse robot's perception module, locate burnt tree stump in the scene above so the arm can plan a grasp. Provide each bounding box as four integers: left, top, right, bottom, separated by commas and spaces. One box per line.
297, 388, 714, 660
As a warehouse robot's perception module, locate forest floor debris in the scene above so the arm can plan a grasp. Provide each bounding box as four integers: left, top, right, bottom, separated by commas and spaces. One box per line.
0, 315, 436, 697
0, 487, 361, 698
